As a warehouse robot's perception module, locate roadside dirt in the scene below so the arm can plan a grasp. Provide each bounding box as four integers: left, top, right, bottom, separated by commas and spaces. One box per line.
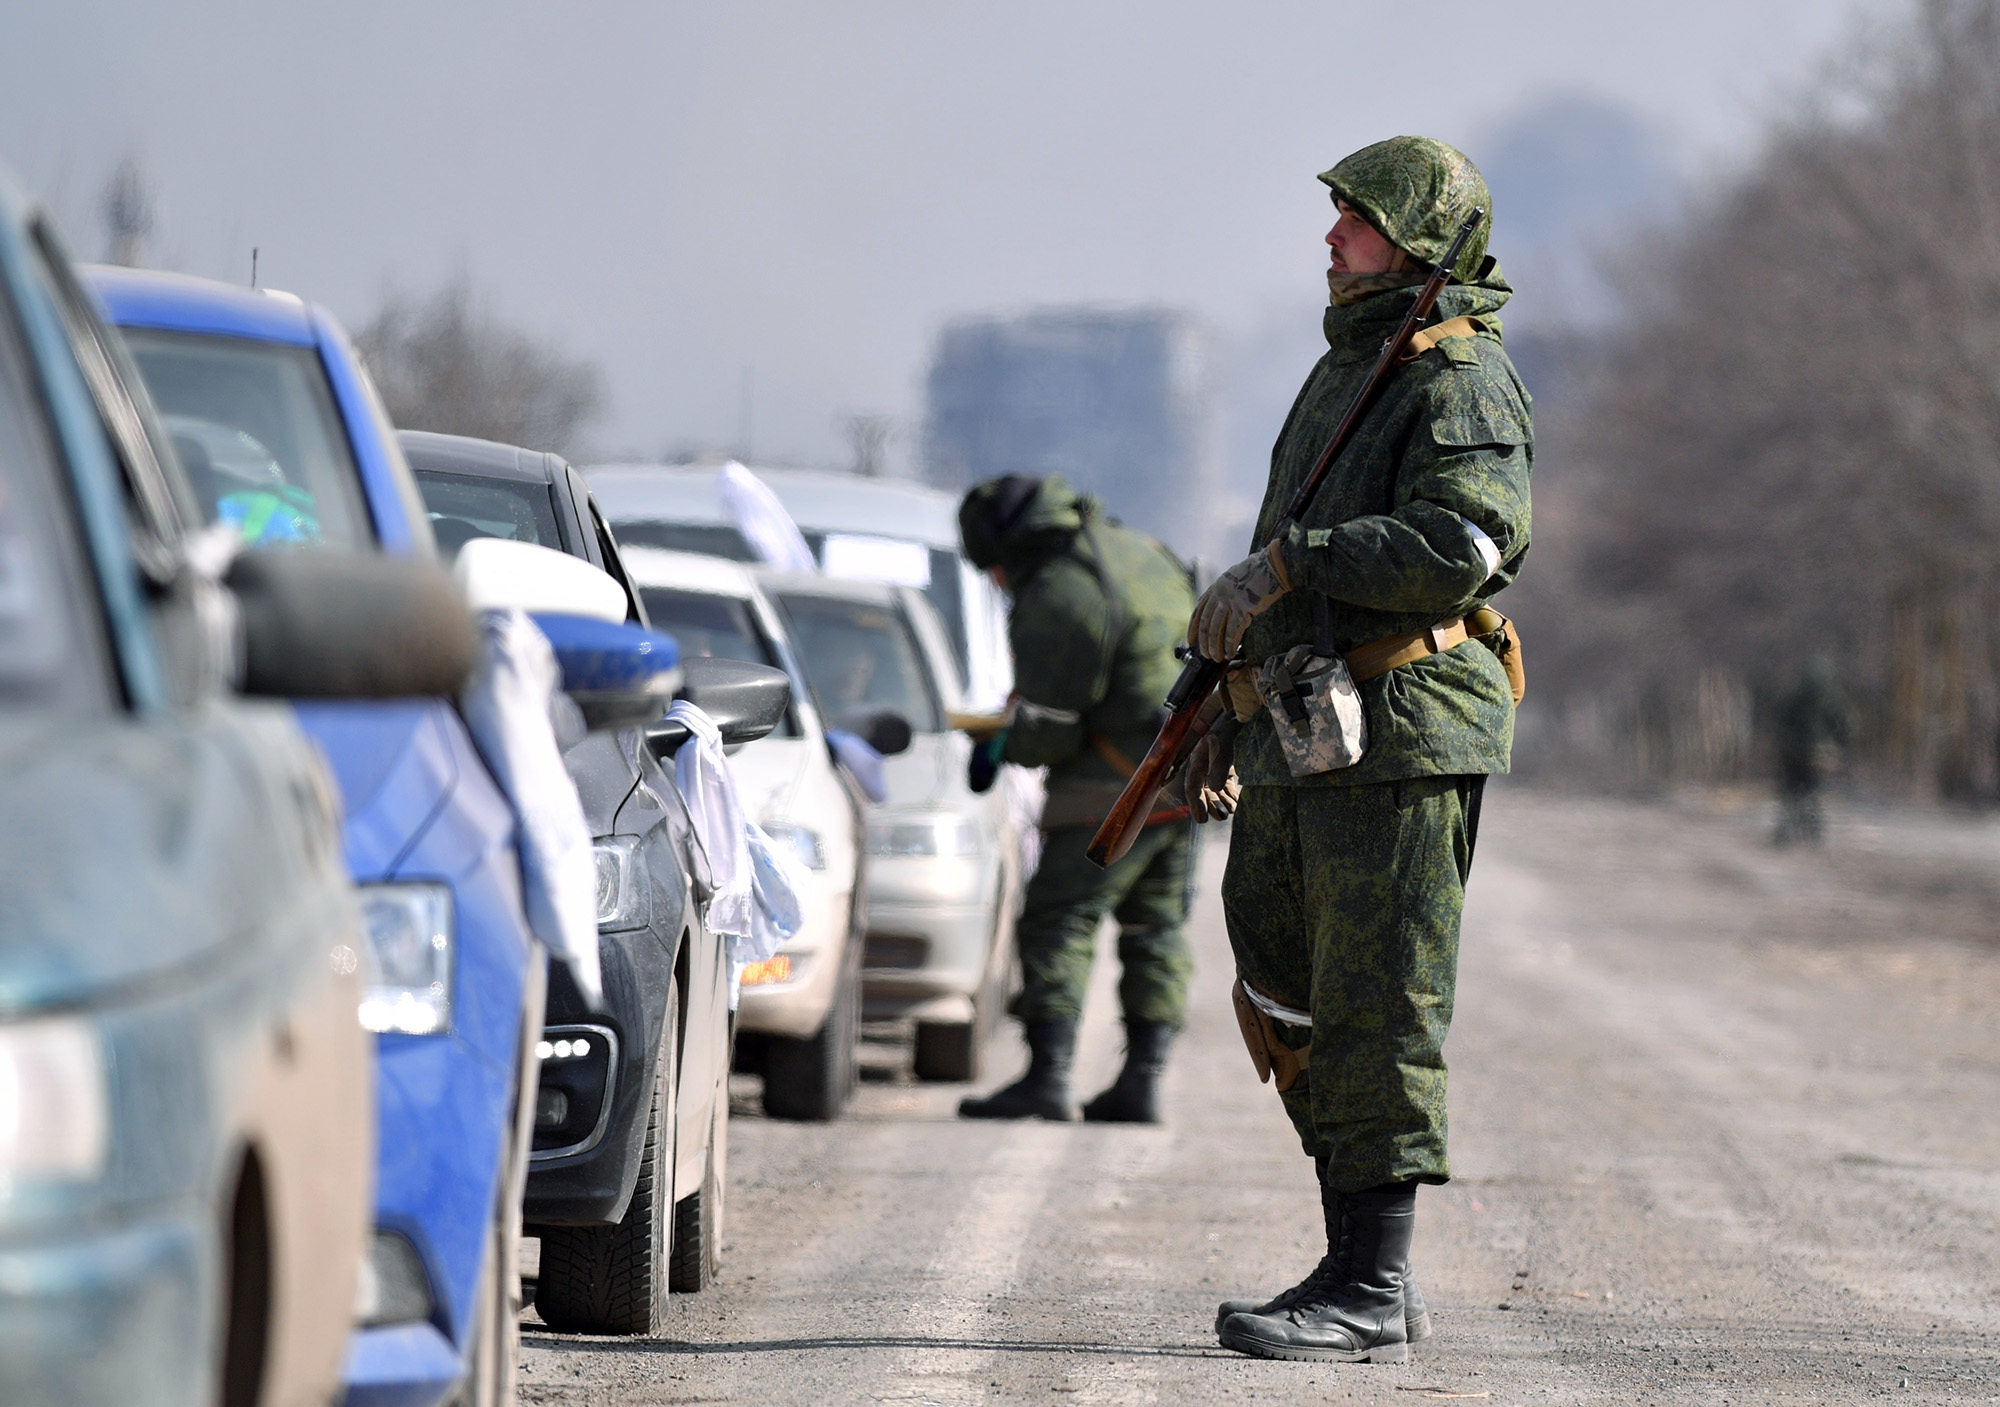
519, 785, 2000, 1404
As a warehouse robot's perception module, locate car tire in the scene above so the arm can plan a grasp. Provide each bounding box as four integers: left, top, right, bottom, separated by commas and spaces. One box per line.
761, 948, 857, 1121
534, 978, 680, 1336
669, 1083, 727, 1291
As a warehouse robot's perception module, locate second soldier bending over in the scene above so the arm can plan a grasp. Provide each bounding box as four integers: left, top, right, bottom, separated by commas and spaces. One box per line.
956, 474, 1197, 1124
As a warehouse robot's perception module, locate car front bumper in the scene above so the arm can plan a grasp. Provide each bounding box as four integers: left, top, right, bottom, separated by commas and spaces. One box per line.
0, 1210, 210, 1407
341, 1322, 463, 1407
859, 852, 1002, 1021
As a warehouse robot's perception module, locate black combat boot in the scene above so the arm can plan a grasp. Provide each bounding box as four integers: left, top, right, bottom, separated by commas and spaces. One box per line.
1215, 1160, 1431, 1343
957, 1020, 1078, 1121
1219, 1181, 1416, 1363
1081, 1021, 1174, 1123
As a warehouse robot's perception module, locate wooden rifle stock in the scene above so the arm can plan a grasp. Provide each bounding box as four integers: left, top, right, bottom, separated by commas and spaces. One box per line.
1085, 208, 1486, 871
1086, 652, 1226, 867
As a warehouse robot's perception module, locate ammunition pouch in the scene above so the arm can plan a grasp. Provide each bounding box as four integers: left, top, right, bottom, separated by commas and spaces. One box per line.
1257, 646, 1367, 779
1230, 976, 1311, 1093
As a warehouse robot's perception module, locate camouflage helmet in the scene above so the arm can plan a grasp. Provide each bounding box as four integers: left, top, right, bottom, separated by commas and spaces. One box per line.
1319, 136, 1491, 283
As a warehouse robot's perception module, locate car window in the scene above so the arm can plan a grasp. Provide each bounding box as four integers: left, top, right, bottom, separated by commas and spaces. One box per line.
613, 520, 757, 562
773, 591, 942, 734
637, 586, 798, 738
122, 329, 374, 550
0, 293, 115, 709
410, 469, 563, 560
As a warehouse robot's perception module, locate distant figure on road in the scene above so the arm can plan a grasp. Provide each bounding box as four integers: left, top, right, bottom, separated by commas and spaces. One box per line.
1184, 137, 1530, 1365
1773, 655, 1854, 846
955, 474, 1197, 1124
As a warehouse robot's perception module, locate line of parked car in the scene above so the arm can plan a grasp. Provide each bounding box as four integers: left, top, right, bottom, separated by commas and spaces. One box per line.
0, 159, 1035, 1407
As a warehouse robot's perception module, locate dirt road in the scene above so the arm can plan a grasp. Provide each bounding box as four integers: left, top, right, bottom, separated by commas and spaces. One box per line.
519, 786, 2000, 1404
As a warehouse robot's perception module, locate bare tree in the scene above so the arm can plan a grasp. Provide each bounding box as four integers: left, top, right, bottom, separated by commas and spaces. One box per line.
355, 279, 606, 458
100, 157, 154, 267
1534, 0, 2000, 797
841, 413, 893, 477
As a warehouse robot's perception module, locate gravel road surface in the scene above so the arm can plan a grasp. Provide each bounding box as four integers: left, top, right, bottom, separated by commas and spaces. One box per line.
520, 785, 2000, 1404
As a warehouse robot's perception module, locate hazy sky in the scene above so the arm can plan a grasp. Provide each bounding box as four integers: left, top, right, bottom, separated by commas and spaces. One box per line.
4, 0, 1896, 474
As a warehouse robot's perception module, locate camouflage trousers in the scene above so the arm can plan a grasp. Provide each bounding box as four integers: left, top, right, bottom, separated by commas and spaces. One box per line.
1009, 821, 1195, 1028
1221, 777, 1483, 1192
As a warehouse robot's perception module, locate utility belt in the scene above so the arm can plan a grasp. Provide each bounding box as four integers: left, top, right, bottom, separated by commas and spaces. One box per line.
1243, 604, 1524, 779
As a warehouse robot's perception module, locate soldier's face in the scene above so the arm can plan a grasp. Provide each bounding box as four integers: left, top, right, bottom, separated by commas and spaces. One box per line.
1327, 201, 1399, 277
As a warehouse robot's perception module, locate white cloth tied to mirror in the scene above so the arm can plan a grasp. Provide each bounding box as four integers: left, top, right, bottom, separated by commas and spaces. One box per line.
664, 699, 806, 1008
457, 608, 602, 1007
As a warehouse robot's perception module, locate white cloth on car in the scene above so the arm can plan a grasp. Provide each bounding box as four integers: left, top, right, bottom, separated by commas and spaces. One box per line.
664, 699, 806, 1007
718, 461, 817, 573
457, 608, 602, 1006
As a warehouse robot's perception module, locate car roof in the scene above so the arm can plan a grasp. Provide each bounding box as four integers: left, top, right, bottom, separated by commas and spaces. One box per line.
586, 463, 962, 549
84, 265, 316, 346
399, 429, 564, 484
620, 545, 761, 598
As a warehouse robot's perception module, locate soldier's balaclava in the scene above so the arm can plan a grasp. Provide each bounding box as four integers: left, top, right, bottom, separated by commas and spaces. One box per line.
958, 474, 1044, 570
1318, 136, 1492, 303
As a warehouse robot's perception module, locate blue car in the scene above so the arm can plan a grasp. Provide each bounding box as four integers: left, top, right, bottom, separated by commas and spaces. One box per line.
89, 266, 544, 1407
0, 170, 483, 1406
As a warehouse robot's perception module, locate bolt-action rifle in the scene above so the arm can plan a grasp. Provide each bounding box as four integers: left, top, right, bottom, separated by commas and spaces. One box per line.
1084, 208, 1486, 868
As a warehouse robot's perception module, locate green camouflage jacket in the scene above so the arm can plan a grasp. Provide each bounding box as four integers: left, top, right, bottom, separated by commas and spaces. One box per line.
991, 477, 1194, 823
1235, 275, 1532, 788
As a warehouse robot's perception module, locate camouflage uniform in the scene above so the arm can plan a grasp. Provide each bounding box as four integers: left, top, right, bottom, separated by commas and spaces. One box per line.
969, 475, 1198, 1028
1224, 138, 1531, 1192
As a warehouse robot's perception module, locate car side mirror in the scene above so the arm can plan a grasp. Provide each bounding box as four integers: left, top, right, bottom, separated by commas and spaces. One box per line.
645, 656, 792, 759
854, 709, 912, 757
227, 552, 478, 698
532, 613, 683, 732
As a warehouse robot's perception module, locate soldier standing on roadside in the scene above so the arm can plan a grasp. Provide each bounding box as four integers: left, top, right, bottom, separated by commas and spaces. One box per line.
955, 474, 1197, 1124
1182, 137, 1531, 1363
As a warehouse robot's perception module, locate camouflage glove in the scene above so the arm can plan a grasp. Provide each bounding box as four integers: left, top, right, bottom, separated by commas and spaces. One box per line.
1185, 715, 1242, 823
1189, 543, 1290, 662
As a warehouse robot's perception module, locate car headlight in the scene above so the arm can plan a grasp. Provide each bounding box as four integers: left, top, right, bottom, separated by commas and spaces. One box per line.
762, 822, 826, 871
0, 1017, 108, 1183
594, 837, 645, 929
865, 812, 979, 857
358, 883, 454, 1035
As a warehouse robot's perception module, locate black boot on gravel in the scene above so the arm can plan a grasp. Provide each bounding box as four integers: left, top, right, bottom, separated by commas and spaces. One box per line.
1219, 1182, 1417, 1363
957, 1020, 1078, 1121
1081, 1021, 1174, 1123
1215, 1160, 1432, 1343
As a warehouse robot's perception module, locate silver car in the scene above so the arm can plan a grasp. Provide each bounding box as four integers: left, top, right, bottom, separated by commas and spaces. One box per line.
757, 574, 1022, 1081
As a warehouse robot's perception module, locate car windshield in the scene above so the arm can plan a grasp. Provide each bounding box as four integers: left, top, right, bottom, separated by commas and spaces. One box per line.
120, 329, 372, 550
412, 470, 564, 560
637, 587, 774, 668
773, 591, 940, 734
638, 586, 798, 738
